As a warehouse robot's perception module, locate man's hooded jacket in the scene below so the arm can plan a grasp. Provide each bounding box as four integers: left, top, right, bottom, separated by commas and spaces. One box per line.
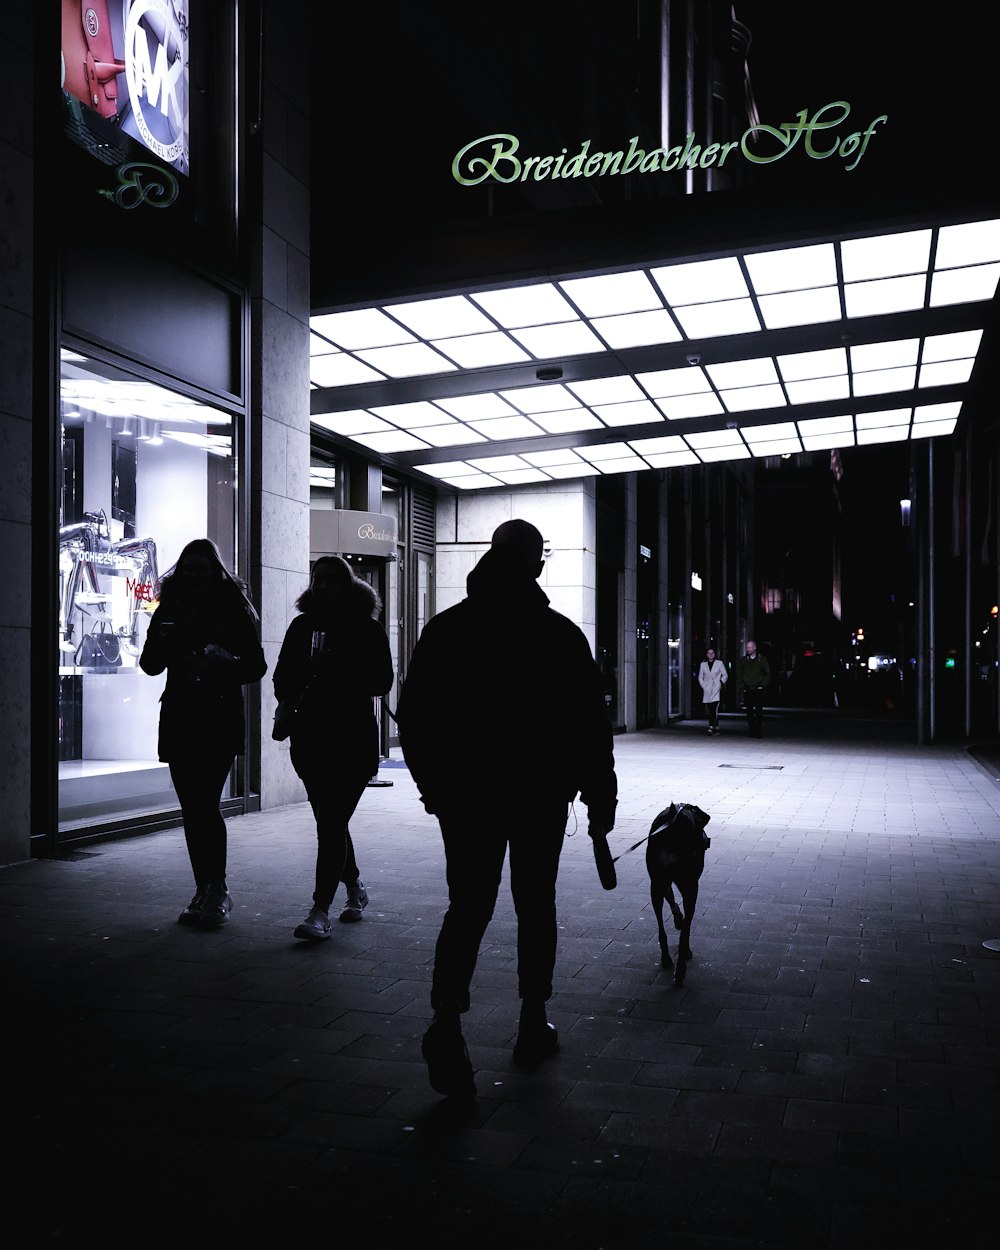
397, 547, 617, 822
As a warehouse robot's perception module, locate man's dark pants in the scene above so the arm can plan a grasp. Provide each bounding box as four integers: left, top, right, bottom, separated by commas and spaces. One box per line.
431, 800, 569, 1013
744, 688, 765, 736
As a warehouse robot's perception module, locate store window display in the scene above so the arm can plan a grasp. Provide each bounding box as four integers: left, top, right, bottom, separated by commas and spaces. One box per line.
58, 350, 239, 828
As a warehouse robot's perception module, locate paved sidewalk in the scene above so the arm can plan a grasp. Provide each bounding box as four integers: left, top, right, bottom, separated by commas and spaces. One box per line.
6, 714, 1000, 1249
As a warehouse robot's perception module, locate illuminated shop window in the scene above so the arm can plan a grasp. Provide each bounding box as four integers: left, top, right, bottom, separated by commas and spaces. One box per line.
58, 350, 236, 828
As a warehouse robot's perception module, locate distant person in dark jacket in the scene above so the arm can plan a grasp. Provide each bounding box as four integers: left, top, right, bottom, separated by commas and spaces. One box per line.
140, 538, 267, 929
397, 519, 618, 1099
739, 639, 771, 737
273, 556, 393, 942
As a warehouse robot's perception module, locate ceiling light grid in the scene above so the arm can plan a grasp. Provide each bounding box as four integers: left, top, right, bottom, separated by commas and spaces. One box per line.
309, 218, 1000, 488
311, 321, 978, 459
313, 379, 969, 478
406, 400, 962, 486
61, 357, 233, 447
311, 221, 1000, 393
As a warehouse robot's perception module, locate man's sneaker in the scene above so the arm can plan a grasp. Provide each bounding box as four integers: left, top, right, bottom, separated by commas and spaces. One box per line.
338, 882, 369, 923
178, 887, 207, 926
294, 905, 332, 942
421, 1022, 476, 1098
198, 885, 232, 929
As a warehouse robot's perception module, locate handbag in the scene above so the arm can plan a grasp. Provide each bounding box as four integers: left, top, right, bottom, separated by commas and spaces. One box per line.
272, 695, 299, 741
75, 621, 122, 669
272, 677, 315, 741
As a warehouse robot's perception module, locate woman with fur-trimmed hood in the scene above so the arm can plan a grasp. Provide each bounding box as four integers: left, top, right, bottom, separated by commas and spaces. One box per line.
273, 555, 393, 941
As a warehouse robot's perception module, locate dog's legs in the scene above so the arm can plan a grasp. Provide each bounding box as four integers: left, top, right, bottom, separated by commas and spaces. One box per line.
651, 884, 672, 970
674, 883, 699, 987
678, 883, 697, 962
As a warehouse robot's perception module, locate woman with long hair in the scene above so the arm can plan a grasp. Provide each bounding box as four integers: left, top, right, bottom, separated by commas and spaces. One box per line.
697, 644, 728, 735
274, 555, 393, 941
140, 539, 267, 928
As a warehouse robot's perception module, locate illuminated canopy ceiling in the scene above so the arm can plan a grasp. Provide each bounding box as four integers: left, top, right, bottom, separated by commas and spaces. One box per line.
309, 214, 1000, 491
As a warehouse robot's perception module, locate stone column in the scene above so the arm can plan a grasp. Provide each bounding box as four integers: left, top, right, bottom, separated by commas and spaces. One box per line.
0, 18, 34, 864
253, 8, 312, 808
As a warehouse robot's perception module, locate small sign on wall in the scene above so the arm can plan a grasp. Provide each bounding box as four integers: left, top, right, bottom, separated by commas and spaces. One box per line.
310, 510, 398, 559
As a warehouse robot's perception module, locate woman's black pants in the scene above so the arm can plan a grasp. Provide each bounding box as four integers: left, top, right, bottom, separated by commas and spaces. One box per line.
169, 752, 235, 889
292, 744, 370, 909
431, 801, 568, 1013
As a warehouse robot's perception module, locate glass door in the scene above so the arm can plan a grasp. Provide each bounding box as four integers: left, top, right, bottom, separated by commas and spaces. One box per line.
667, 603, 684, 720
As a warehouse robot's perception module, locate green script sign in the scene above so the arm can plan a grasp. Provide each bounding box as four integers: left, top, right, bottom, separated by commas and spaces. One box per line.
97, 162, 180, 210
452, 101, 887, 185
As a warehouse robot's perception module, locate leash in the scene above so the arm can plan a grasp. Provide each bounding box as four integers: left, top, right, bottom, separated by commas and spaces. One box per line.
567, 806, 658, 858
612, 831, 656, 865
568, 808, 669, 863
610, 816, 711, 864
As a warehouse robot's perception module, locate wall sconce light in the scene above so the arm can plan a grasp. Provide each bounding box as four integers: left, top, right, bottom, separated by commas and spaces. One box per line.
899, 497, 911, 527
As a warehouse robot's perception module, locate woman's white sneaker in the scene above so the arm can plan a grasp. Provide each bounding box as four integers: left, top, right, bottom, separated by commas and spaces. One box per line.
339, 882, 369, 923
294, 905, 332, 941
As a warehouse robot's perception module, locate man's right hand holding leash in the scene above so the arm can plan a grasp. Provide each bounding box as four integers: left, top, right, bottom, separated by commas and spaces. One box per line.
588, 804, 617, 891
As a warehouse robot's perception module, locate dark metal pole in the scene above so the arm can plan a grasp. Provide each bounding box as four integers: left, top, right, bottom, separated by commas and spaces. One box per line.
916, 448, 926, 745
965, 428, 972, 740
928, 440, 936, 744
996, 428, 1000, 736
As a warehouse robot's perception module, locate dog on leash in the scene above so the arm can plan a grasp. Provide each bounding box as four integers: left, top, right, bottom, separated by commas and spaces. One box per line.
646, 802, 711, 986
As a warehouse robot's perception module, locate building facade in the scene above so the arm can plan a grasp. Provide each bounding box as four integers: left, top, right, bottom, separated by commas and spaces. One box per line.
2, 4, 999, 868
3, 1, 319, 862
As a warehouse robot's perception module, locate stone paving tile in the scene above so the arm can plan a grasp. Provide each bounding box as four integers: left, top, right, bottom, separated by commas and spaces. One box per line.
6, 716, 1000, 1247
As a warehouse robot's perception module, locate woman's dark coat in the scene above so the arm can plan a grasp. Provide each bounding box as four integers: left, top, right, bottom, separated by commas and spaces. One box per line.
139, 588, 267, 762
273, 579, 394, 777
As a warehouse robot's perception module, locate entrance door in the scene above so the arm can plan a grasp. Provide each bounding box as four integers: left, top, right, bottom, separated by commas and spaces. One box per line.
667, 603, 684, 719
346, 555, 390, 759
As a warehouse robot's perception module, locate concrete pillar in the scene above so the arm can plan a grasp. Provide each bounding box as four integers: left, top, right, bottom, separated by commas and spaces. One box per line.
254, 6, 312, 809
621, 475, 638, 731
657, 474, 672, 726
0, 17, 35, 864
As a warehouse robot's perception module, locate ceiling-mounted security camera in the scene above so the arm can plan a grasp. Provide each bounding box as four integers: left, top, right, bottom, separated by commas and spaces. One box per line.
686, 353, 701, 366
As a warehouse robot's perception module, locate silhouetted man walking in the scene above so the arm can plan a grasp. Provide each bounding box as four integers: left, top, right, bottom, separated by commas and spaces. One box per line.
740, 639, 771, 737
397, 519, 618, 1098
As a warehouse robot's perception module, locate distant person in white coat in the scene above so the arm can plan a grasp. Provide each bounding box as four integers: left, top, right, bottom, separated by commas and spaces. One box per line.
697, 646, 728, 735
